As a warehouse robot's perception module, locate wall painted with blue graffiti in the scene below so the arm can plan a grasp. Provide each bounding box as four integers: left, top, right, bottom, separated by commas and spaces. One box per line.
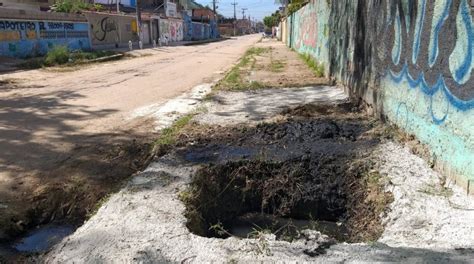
381, 0, 474, 187
284, 0, 474, 189
0, 19, 90, 58
182, 13, 219, 41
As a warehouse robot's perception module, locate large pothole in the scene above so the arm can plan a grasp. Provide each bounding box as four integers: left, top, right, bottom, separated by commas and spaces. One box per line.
181, 146, 391, 243
179, 102, 393, 243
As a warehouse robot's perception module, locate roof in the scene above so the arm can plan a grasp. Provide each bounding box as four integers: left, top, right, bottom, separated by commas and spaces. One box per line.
181, 0, 203, 9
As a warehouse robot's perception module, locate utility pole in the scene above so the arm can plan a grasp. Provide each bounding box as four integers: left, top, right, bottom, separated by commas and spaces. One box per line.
212, 0, 218, 28
212, 0, 217, 14
241, 8, 247, 19
241, 8, 247, 34
231, 0, 237, 36
135, 0, 141, 43
116, 0, 120, 13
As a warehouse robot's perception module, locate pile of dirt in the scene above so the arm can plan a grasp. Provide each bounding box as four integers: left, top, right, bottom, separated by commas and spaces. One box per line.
179, 102, 393, 243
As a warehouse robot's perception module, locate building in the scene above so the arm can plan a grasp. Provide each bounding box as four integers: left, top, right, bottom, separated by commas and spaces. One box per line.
192, 8, 215, 21
0, 0, 53, 11
235, 18, 251, 35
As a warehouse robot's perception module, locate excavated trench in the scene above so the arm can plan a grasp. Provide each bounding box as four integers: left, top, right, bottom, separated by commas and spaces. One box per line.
178, 102, 393, 243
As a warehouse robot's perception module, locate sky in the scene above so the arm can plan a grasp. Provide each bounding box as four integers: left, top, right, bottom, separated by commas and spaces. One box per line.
194, 0, 281, 21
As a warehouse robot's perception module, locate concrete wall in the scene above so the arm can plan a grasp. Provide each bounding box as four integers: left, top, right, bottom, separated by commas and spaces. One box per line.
0, 8, 90, 58
287, 0, 330, 76
84, 12, 138, 48
159, 18, 184, 42
284, 0, 474, 190
183, 13, 218, 41
280, 17, 288, 44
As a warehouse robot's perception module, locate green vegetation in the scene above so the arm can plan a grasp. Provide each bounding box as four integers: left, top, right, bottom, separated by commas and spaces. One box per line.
287, 0, 307, 14
154, 113, 196, 147
263, 11, 282, 28
45, 46, 70, 66
51, 0, 103, 13
208, 221, 233, 237
19, 46, 120, 69
215, 47, 270, 91
270, 60, 285, 72
269, 59, 286, 72
299, 53, 325, 77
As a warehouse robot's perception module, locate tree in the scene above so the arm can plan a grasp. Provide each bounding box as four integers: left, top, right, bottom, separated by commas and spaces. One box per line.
50, 0, 103, 13
263, 11, 281, 28
287, 0, 306, 14
274, 0, 307, 15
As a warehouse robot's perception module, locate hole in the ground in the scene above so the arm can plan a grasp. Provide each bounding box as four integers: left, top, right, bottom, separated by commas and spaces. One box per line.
178, 102, 392, 243
181, 154, 390, 243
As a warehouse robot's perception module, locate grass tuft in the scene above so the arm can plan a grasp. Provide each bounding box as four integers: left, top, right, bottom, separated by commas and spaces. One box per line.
270, 59, 286, 72
299, 53, 325, 78
155, 113, 195, 147
215, 47, 271, 91
19, 47, 120, 69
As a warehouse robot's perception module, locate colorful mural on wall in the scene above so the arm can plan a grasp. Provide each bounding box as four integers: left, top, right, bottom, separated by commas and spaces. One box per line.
285, 0, 474, 185
0, 20, 90, 58
379, 0, 474, 185
159, 18, 184, 43
182, 13, 218, 41
288, 0, 330, 75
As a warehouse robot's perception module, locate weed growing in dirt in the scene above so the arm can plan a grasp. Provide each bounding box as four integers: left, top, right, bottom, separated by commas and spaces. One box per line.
155, 113, 196, 147
299, 53, 325, 78
215, 47, 270, 91
209, 221, 233, 237
270, 60, 286, 72
45, 46, 70, 66
268, 48, 286, 73
19, 48, 120, 69
247, 227, 272, 255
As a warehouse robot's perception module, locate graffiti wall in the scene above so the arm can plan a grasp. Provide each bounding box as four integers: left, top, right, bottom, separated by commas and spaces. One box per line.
285, 0, 474, 188
377, 0, 474, 187
85, 12, 137, 47
159, 18, 184, 42
182, 13, 219, 41
287, 0, 330, 75
0, 19, 90, 58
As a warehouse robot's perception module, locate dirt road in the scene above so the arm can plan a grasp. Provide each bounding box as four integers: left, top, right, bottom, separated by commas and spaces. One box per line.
0, 35, 261, 243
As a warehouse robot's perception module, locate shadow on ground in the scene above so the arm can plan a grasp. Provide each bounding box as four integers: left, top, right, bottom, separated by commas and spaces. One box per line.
0, 81, 155, 252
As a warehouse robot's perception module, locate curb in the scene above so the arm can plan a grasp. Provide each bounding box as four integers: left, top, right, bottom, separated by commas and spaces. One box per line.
182, 37, 230, 46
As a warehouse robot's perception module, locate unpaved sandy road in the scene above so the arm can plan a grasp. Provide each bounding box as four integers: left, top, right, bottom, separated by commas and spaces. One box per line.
0, 35, 261, 242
